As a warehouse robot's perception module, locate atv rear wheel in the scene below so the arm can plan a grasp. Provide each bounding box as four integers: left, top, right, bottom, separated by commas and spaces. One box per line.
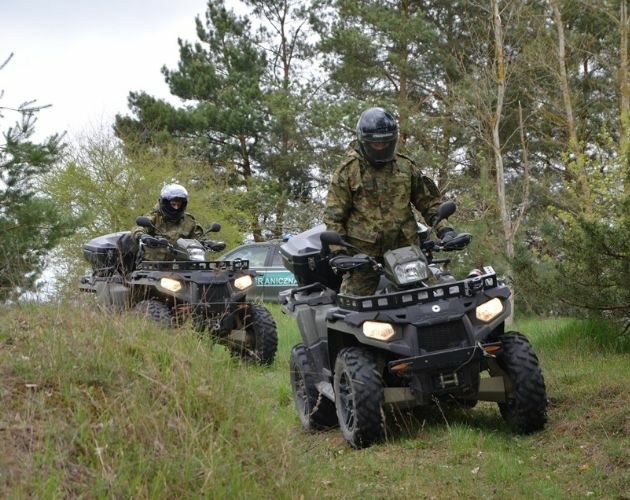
239, 304, 278, 365
290, 344, 337, 430
496, 331, 547, 433
134, 300, 173, 328
334, 347, 385, 448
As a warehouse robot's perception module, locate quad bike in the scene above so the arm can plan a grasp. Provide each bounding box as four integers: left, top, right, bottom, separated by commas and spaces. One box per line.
280, 202, 547, 448
79, 217, 278, 365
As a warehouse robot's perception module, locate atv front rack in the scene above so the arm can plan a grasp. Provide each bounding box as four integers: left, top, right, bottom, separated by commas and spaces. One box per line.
336, 266, 499, 312
137, 259, 250, 272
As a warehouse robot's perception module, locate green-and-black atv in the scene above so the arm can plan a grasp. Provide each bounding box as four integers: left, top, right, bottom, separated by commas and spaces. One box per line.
80, 217, 277, 365
280, 202, 547, 447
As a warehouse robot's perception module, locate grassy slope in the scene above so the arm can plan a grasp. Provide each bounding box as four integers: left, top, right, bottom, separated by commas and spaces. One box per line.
0, 302, 628, 498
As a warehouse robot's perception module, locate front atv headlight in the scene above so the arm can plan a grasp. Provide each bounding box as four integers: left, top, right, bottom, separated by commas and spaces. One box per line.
394, 260, 430, 285
188, 248, 206, 261
362, 321, 396, 341
475, 297, 503, 322
234, 275, 253, 290
160, 277, 182, 293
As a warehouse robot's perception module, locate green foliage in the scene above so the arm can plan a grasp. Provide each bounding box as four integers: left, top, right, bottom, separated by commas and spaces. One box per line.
515, 125, 630, 323
0, 112, 79, 301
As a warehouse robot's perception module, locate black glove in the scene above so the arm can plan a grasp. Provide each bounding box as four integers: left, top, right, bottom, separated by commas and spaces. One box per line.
202, 240, 226, 252
437, 227, 457, 243
139, 233, 156, 243
139, 234, 167, 247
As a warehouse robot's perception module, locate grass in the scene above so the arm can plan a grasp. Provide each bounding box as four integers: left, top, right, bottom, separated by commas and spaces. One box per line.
1, 301, 628, 498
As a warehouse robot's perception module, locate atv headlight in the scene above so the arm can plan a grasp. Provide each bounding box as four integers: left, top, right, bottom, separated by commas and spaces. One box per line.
188, 248, 206, 261
362, 321, 396, 341
234, 275, 253, 290
160, 277, 182, 293
394, 260, 430, 285
475, 298, 503, 322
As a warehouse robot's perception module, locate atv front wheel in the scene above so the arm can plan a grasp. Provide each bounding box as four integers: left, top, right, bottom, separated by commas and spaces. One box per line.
240, 304, 278, 365
134, 300, 173, 329
496, 331, 548, 433
290, 344, 337, 430
334, 347, 385, 448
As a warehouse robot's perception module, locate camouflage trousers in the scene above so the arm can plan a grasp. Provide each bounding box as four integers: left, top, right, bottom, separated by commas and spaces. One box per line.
340, 266, 381, 296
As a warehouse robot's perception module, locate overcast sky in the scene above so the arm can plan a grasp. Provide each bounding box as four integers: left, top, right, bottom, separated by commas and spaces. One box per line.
1, 0, 212, 141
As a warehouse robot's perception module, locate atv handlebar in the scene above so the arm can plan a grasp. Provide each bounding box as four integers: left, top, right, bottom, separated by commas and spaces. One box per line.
139, 234, 169, 248
328, 253, 381, 273
326, 233, 472, 276
201, 240, 226, 252
428, 233, 472, 253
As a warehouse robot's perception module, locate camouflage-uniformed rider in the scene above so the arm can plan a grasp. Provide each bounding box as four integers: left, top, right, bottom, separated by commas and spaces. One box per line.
133, 184, 203, 261
323, 107, 456, 296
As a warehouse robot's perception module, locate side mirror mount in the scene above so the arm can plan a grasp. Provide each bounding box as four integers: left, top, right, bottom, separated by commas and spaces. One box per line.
205, 222, 221, 234
416, 222, 429, 243
320, 231, 353, 255
432, 201, 456, 228
136, 216, 156, 230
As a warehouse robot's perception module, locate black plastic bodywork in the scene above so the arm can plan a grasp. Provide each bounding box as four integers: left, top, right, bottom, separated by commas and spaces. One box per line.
80, 231, 257, 334
126, 259, 255, 332
280, 266, 510, 405
280, 224, 342, 291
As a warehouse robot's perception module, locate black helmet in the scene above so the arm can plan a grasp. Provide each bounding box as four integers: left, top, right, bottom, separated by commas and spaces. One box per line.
356, 107, 399, 166
159, 183, 188, 221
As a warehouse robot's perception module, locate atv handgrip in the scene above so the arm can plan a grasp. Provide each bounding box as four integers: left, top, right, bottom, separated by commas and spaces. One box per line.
139, 235, 169, 248
329, 254, 372, 272
202, 240, 226, 252
442, 233, 472, 251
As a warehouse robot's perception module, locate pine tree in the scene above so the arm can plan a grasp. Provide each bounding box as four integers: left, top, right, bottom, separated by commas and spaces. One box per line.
0, 59, 78, 300
115, 0, 321, 239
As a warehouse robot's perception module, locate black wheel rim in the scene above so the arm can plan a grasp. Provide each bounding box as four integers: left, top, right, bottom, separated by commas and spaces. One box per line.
294, 370, 308, 415
338, 371, 355, 431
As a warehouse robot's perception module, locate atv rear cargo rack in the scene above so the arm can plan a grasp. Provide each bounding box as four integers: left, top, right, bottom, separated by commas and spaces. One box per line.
336, 266, 499, 312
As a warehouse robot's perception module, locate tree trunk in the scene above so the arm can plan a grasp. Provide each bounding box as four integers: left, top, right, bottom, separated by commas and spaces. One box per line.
550, 0, 592, 209
491, 0, 515, 323
620, 0, 630, 194
397, 0, 410, 145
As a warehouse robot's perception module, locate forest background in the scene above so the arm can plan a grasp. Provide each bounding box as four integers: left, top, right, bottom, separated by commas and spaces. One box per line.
1, 0, 629, 329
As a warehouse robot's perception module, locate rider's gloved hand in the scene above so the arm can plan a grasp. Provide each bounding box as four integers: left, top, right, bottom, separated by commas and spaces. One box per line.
202, 240, 226, 252
437, 227, 457, 243
139, 233, 157, 244
139, 234, 167, 247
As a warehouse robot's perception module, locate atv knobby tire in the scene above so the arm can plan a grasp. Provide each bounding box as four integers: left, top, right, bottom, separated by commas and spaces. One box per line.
290, 344, 337, 430
239, 303, 278, 365
334, 347, 385, 448
134, 300, 173, 329
496, 331, 548, 433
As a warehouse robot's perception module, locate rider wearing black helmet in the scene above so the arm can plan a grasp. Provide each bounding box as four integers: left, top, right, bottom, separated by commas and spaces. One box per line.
324, 107, 457, 295
355, 107, 399, 166
133, 183, 203, 260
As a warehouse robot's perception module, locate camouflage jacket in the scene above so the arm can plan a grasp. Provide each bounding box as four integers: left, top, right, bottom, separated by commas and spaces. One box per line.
323, 150, 443, 257
132, 205, 203, 260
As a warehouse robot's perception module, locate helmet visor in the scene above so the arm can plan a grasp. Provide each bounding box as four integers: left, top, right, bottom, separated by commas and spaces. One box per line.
363, 140, 397, 165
